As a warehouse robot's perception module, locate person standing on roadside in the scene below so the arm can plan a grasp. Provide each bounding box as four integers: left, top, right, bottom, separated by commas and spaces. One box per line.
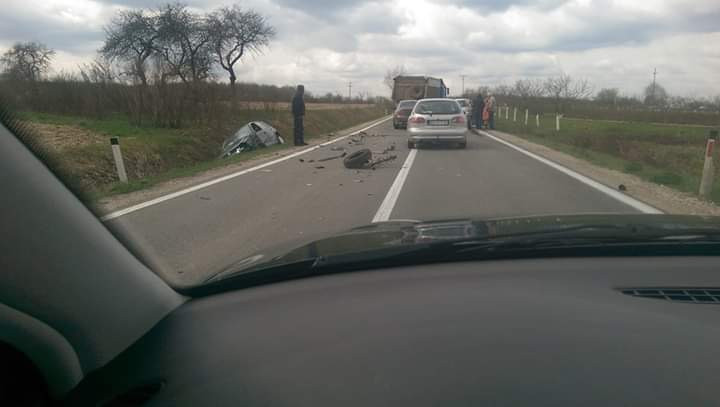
292, 84, 307, 146
485, 93, 497, 130
472, 93, 484, 129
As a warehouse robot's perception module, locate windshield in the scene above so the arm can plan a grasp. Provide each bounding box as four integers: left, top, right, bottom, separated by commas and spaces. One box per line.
2, 0, 719, 288
415, 101, 461, 115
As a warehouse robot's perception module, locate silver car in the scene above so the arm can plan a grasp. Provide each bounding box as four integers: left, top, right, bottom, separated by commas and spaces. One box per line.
407, 98, 467, 149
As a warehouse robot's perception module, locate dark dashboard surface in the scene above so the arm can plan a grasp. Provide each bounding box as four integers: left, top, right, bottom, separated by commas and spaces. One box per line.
71, 256, 720, 406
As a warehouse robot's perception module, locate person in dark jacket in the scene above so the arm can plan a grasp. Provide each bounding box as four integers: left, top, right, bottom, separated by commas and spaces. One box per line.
472, 93, 484, 129
292, 85, 307, 146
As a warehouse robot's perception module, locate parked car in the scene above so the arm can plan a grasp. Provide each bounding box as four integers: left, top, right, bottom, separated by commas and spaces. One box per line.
407, 99, 467, 149
455, 98, 473, 129
393, 99, 417, 129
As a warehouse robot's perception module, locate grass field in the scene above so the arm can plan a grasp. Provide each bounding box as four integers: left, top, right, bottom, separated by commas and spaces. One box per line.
494, 114, 720, 203
16, 106, 386, 202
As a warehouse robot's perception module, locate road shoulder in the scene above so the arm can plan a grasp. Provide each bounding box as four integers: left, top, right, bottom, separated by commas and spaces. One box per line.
480, 129, 720, 216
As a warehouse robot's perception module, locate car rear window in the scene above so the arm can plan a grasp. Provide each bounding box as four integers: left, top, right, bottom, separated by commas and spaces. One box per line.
398, 101, 416, 109
415, 101, 461, 115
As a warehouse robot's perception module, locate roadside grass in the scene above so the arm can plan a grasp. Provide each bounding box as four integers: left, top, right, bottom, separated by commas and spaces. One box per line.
494, 115, 720, 203
19, 106, 386, 202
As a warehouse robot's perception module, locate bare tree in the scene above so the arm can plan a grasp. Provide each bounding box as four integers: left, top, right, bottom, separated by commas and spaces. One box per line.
1, 42, 55, 81
595, 88, 619, 107
544, 73, 594, 112
383, 65, 406, 93
643, 82, 668, 107
207, 6, 275, 92
101, 10, 158, 86
513, 79, 545, 98
156, 3, 213, 84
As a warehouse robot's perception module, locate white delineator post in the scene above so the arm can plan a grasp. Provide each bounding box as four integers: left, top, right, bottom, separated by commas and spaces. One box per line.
699, 131, 717, 198
555, 114, 560, 132
524, 109, 529, 126
110, 137, 128, 183
505, 106, 509, 120
513, 107, 517, 122
536, 113, 540, 128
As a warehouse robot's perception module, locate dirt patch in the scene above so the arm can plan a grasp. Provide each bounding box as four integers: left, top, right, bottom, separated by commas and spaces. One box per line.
24, 122, 106, 151
487, 129, 720, 216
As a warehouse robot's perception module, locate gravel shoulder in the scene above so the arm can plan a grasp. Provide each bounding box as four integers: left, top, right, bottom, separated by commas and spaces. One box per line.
487, 129, 720, 216
95, 116, 390, 215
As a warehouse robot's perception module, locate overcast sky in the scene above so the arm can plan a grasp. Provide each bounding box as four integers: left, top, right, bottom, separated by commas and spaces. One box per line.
1, 0, 718, 99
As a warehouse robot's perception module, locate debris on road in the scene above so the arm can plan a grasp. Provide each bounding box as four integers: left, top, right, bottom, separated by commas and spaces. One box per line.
298, 158, 305, 162
344, 149, 373, 169
330, 146, 345, 151
220, 121, 284, 158
314, 165, 325, 169
199, 196, 211, 200
260, 169, 272, 173
618, 184, 627, 191
317, 151, 347, 162
368, 154, 397, 169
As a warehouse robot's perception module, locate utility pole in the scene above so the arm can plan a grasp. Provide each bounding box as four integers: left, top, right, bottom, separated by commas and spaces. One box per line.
651, 68, 657, 104
348, 81, 352, 101
460, 75, 467, 96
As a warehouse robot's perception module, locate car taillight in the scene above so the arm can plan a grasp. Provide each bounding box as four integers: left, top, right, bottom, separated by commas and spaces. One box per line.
452, 116, 465, 124
409, 116, 425, 124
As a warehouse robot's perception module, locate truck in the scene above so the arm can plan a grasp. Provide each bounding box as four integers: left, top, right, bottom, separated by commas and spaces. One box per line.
391, 76, 448, 103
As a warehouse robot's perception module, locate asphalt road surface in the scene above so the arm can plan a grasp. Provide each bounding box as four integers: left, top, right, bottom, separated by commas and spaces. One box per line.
108, 118, 645, 285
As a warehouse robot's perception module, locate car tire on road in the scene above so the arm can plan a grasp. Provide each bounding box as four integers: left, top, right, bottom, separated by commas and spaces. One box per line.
343, 148, 372, 169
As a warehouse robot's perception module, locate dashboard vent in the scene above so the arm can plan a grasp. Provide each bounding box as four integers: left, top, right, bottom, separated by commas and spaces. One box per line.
620, 288, 720, 304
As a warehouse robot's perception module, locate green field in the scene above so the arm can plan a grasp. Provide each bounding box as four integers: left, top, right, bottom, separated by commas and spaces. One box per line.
494, 114, 720, 203
15, 106, 386, 202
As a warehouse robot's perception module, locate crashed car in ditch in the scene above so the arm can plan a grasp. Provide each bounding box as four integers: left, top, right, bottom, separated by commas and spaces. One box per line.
221, 121, 285, 158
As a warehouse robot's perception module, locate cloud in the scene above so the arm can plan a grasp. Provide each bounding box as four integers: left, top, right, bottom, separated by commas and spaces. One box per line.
0, 0, 719, 98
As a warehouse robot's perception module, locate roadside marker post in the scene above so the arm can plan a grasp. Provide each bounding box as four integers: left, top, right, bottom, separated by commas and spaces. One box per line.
555, 114, 560, 132
536, 113, 540, 128
524, 109, 529, 126
513, 107, 517, 122
505, 106, 509, 120
110, 137, 128, 183
699, 130, 717, 198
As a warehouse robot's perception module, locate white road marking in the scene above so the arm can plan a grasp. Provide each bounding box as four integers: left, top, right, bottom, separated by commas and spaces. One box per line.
372, 148, 418, 222
101, 116, 392, 221
477, 130, 663, 214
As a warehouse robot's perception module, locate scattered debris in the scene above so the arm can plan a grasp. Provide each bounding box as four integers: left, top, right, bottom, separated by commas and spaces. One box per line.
199, 196, 211, 200
354, 179, 364, 183
368, 155, 398, 169
618, 184, 627, 191
306, 183, 312, 186
314, 165, 325, 169
330, 146, 345, 151
318, 151, 347, 162
299, 158, 305, 162
308, 159, 315, 163
260, 169, 272, 173
344, 149, 373, 169
220, 121, 284, 158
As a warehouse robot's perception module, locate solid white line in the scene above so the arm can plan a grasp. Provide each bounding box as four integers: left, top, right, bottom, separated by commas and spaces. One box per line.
372, 148, 418, 222
476, 130, 663, 214
101, 116, 392, 221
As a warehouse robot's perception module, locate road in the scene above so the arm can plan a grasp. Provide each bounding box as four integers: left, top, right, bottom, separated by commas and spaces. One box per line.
108, 118, 647, 285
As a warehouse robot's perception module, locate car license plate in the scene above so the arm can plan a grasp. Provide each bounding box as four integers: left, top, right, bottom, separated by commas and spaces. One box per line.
428, 120, 449, 126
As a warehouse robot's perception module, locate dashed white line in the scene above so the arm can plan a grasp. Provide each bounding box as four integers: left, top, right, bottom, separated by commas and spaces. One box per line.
101, 116, 392, 222
476, 129, 663, 214
372, 148, 418, 222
